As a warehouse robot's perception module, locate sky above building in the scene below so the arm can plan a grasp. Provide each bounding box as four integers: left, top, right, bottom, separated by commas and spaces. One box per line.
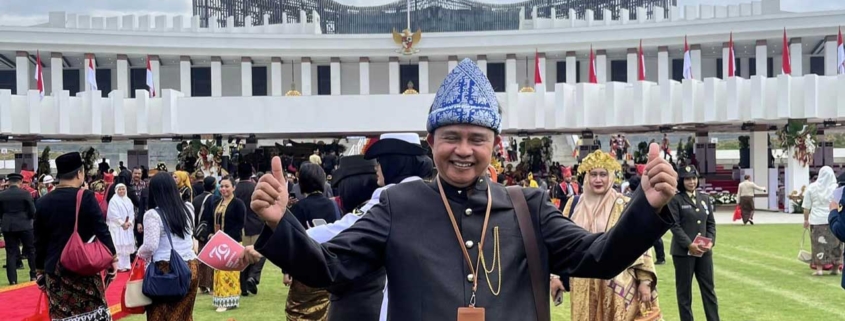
0, 0, 843, 26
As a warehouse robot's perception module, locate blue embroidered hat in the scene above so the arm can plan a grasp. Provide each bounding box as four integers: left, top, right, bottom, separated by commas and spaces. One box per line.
427, 58, 501, 134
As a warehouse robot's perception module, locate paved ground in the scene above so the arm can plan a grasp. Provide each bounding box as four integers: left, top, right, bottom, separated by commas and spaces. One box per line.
712, 209, 804, 225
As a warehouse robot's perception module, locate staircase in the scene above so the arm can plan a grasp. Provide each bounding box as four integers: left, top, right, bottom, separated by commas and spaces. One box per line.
701, 165, 739, 194
552, 135, 579, 166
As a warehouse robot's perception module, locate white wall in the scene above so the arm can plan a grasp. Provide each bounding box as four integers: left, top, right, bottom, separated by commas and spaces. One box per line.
221, 65, 241, 97
159, 65, 180, 92
645, 57, 658, 82
279, 63, 303, 93
701, 58, 717, 79
369, 62, 389, 95
340, 61, 359, 95
515, 58, 528, 87
545, 58, 558, 91
428, 61, 448, 92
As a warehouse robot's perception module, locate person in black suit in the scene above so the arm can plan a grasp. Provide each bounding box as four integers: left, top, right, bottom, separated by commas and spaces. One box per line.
668, 165, 719, 321
236, 162, 264, 296
0, 173, 37, 284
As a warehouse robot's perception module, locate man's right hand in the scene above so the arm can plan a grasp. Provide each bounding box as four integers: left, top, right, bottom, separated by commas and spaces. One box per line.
688, 243, 705, 255
251, 156, 289, 229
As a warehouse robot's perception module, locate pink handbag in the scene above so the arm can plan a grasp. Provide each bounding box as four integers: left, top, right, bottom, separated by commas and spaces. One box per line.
58, 189, 114, 275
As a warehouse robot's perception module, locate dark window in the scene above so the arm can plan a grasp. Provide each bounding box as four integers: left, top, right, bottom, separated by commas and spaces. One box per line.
556, 60, 581, 83
317, 65, 331, 95
191, 67, 211, 97
749, 57, 756, 76
64, 69, 81, 96
716, 58, 741, 79
610, 60, 626, 82
96, 69, 111, 97
252, 66, 267, 96
129, 68, 146, 98
487, 63, 505, 92
399, 64, 419, 92
767, 57, 774, 77
0, 70, 16, 93
672, 59, 683, 81
810, 56, 825, 75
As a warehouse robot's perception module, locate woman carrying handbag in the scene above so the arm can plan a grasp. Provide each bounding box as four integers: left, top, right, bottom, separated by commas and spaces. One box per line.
34, 152, 116, 321
137, 172, 199, 321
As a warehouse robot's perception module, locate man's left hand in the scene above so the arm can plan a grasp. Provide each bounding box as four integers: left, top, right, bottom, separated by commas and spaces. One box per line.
641, 143, 678, 209
830, 200, 840, 211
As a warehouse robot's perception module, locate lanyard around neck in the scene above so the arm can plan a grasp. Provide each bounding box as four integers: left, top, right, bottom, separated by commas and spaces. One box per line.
436, 175, 492, 307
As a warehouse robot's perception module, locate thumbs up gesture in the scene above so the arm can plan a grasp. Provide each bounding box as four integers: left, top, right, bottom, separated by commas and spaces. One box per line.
251, 156, 289, 229
641, 143, 678, 209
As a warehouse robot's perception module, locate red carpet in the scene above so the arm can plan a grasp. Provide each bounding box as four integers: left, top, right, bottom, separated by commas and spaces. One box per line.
0, 271, 131, 320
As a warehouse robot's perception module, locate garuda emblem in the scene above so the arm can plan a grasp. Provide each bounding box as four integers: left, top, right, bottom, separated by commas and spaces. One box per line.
392, 28, 422, 55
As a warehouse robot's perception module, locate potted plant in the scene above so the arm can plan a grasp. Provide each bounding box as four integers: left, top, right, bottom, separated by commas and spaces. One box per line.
738, 136, 751, 169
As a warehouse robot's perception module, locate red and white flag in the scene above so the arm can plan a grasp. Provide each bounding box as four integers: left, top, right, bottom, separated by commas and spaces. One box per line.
683, 36, 693, 80
637, 39, 646, 81
837, 26, 844, 75
782, 28, 792, 75
534, 50, 543, 85
728, 32, 736, 77
86, 55, 98, 91
33, 51, 44, 99
146, 56, 155, 97
588, 45, 598, 84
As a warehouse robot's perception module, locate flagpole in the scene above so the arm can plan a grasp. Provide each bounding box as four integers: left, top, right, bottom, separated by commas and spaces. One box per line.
407, 0, 411, 31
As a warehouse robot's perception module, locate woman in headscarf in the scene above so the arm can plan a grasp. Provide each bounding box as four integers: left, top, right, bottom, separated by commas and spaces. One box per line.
107, 183, 136, 271
107, 169, 140, 207
173, 170, 193, 202
556, 150, 660, 321
802, 166, 843, 275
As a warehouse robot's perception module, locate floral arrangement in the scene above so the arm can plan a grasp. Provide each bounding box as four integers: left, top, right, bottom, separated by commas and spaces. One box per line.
633, 141, 649, 164
80, 147, 99, 176
36, 146, 51, 178
788, 186, 807, 213
738, 136, 750, 149
777, 122, 817, 167
709, 191, 737, 205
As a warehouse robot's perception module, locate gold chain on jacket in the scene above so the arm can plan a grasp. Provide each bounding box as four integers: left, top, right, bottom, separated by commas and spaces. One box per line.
479, 226, 502, 296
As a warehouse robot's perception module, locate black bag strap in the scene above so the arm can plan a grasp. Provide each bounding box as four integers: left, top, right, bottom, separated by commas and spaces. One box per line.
506, 186, 550, 321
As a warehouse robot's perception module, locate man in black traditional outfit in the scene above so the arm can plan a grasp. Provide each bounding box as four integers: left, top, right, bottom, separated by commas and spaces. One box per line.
246, 58, 679, 321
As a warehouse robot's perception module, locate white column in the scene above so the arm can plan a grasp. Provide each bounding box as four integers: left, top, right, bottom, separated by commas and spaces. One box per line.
750, 130, 771, 210
824, 35, 837, 76
476, 55, 487, 76
721, 42, 730, 78
789, 37, 803, 75
51, 52, 64, 95
84, 54, 96, 91
740, 57, 750, 78
506, 54, 517, 89
301, 57, 312, 96
330, 57, 341, 95
180, 56, 191, 97
627, 48, 637, 83
596, 50, 607, 83
271, 57, 282, 96
241, 57, 253, 97
150, 55, 160, 97
657, 46, 669, 84
16, 142, 37, 173
448, 55, 458, 73
15, 51, 29, 95
419, 57, 430, 94
388, 57, 399, 95
211, 56, 222, 97
116, 54, 128, 98
359, 57, 370, 95
755, 40, 768, 77
691, 44, 702, 81
565, 51, 577, 85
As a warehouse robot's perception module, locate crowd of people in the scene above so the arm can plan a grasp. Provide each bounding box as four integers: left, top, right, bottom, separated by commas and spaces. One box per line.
3, 58, 844, 321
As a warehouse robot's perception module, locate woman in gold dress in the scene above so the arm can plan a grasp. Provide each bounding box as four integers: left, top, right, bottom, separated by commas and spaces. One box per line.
202, 176, 246, 313
553, 150, 661, 321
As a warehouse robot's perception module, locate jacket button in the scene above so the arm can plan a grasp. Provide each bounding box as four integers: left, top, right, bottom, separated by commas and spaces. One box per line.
465, 240, 474, 249
696, 208, 700, 212
697, 220, 701, 224
465, 208, 472, 216
467, 274, 475, 282
697, 232, 702, 236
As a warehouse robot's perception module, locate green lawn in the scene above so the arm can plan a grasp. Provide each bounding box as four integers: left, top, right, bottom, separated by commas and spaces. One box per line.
6, 224, 844, 320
